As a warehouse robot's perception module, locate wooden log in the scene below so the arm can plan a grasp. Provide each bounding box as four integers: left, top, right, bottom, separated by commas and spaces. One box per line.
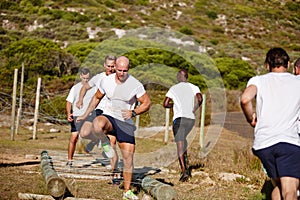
141, 176, 177, 200
18, 193, 100, 200
40, 150, 66, 198
18, 193, 54, 200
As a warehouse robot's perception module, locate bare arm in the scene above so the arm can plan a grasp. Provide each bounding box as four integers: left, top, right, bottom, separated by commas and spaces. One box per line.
76, 89, 104, 122
163, 97, 173, 108
76, 83, 92, 109
193, 93, 203, 113
240, 85, 257, 127
122, 93, 151, 120
66, 101, 73, 122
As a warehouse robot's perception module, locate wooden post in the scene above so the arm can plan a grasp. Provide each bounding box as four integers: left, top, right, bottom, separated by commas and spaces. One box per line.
10, 68, 18, 141
33, 77, 41, 140
199, 94, 206, 149
164, 108, 170, 143
141, 176, 177, 200
15, 63, 25, 135
40, 150, 67, 198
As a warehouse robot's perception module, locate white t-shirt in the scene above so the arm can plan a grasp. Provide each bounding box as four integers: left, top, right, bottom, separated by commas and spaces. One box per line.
66, 82, 96, 116
166, 82, 200, 121
247, 72, 300, 150
88, 72, 109, 110
98, 74, 146, 124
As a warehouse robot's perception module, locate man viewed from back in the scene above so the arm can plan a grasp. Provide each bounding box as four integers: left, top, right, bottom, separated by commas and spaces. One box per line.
163, 69, 203, 182
240, 47, 300, 200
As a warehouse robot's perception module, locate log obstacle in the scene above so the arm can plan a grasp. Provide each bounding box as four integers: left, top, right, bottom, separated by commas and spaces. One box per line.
141, 176, 177, 200
18, 193, 99, 200
40, 150, 67, 198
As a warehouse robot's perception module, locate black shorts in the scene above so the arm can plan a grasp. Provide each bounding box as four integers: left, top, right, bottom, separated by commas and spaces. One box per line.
252, 142, 300, 179
172, 117, 195, 142
70, 109, 103, 132
104, 114, 136, 145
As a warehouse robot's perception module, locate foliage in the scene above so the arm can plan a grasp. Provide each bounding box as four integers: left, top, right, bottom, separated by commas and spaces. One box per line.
66, 42, 99, 63
215, 57, 256, 90
0, 38, 80, 88
179, 26, 193, 35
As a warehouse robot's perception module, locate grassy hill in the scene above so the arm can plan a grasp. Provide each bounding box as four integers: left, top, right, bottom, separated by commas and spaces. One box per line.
0, 0, 299, 121
1, 0, 299, 68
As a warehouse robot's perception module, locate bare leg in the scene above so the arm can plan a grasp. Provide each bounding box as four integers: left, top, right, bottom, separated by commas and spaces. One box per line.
271, 178, 282, 200
280, 177, 299, 200
92, 116, 113, 143
176, 139, 188, 172
108, 134, 119, 173
79, 121, 98, 141
118, 142, 135, 192
176, 141, 187, 172
68, 132, 78, 161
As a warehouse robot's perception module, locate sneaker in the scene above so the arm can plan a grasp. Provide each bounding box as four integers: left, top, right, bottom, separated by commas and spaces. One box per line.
179, 170, 190, 182
112, 177, 122, 186
66, 161, 73, 168
101, 143, 114, 158
85, 139, 100, 153
123, 190, 139, 200
112, 172, 122, 186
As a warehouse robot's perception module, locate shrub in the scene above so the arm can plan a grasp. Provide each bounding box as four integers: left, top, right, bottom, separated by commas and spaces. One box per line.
179, 26, 193, 35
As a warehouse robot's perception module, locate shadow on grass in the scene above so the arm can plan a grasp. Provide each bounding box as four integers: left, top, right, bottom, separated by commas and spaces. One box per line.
0, 161, 40, 167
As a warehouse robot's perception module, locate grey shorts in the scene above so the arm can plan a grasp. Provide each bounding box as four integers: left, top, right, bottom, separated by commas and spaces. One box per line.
172, 117, 195, 142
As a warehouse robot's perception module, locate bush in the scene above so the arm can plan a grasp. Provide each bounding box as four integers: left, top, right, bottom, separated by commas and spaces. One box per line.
179, 26, 193, 35
215, 57, 256, 90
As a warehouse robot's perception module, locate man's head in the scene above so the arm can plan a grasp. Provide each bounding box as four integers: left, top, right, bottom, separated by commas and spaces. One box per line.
265, 47, 290, 72
104, 55, 116, 75
294, 57, 300, 75
79, 68, 90, 83
177, 69, 188, 82
115, 56, 130, 83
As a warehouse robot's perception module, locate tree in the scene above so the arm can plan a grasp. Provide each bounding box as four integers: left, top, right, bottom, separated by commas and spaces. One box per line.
0, 37, 80, 88
214, 57, 256, 90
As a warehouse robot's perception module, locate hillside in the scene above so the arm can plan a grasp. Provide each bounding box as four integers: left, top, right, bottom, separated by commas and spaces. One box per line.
0, 0, 299, 122
1, 0, 299, 69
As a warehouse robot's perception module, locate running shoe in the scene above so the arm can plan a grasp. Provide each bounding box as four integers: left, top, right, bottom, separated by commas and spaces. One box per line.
112, 177, 122, 186
101, 142, 114, 158
66, 161, 73, 168
123, 190, 139, 200
179, 170, 190, 182
85, 139, 100, 153
112, 172, 122, 186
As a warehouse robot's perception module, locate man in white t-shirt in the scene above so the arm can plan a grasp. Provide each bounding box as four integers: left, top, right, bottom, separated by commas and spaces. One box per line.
163, 69, 202, 182
77, 56, 151, 200
66, 68, 96, 167
241, 48, 300, 200
76, 55, 116, 157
